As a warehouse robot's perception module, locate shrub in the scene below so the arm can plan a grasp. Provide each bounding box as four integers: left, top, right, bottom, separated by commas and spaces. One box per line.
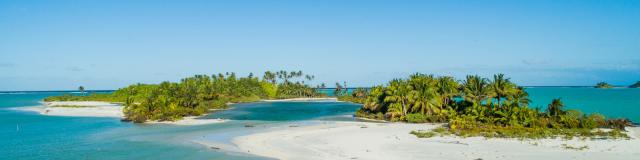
406, 113, 428, 123
606, 118, 633, 130
449, 115, 478, 130
581, 113, 605, 129
410, 131, 436, 138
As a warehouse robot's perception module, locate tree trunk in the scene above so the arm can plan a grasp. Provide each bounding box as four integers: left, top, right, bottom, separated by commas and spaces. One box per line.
497, 97, 501, 111
401, 99, 407, 117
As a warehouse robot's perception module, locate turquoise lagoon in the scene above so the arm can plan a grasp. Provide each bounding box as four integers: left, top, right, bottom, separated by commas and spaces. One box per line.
1, 88, 639, 159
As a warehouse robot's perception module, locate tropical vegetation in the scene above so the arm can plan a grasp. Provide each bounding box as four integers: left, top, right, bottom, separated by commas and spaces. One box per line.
595, 82, 614, 89
340, 73, 633, 139
629, 81, 640, 88
44, 71, 323, 122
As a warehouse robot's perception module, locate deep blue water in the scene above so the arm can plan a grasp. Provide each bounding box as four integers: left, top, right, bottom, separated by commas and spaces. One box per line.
1, 88, 639, 159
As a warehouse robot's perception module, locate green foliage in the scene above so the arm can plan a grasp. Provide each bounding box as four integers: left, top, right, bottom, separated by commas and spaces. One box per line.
45, 71, 321, 123
581, 113, 605, 129
260, 81, 278, 99
354, 73, 633, 139
605, 118, 633, 130
595, 82, 613, 89
410, 130, 437, 138
406, 113, 428, 123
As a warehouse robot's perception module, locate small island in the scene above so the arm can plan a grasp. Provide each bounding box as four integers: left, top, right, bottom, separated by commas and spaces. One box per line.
595, 82, 614, 89
42, 70, 326, 124
339, 74, 633, 139
629, 81, 640, 88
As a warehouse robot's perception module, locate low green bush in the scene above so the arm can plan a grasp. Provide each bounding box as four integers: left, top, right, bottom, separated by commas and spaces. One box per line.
406, 113, 428, 123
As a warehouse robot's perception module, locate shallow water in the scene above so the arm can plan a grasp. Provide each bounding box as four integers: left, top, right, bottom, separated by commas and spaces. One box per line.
0, 92, 360, 160
1, 88, 639, 159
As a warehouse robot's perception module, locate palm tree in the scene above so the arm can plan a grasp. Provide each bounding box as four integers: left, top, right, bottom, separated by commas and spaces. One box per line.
364, 86, 386, 112
343, 81, 348, 95
546, 98, 565, 117
334, 82, 343, 96
462, 75, 490, 105
263, 71, 276, 84
507, 87, 530, 107
437, 76, 459, 109
386, 103, 403, 120
78, 86, 85, 94
489, 74, 514, 110
304, 74, 315, 87
409, 88, 441, 116
384, 79, 410, 117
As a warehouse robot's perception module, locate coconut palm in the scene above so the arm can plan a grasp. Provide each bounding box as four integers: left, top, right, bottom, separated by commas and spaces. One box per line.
364, 86, 386, 112
489, 74, 514, 110
334, 82, 343, 96
404, 74, 441, 116
78, 86, 85, 94
386, 103, 403, 120
546, 98, 565, 117
507, 86, 530, 107
305, 75, 314, 83
437, 76, 460, 108
384, 79, 411, 117
462, 75, 490, 105
263, 71, 276, 84
409, 88, 442, 116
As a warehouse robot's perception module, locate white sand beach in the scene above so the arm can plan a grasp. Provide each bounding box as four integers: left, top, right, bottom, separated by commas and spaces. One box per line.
19, 101, 125, 118
16, 101, 226, 125
231, 121, 640, 160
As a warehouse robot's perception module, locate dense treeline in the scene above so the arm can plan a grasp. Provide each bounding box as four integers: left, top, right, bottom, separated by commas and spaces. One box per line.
340, 73, 633, 139
45, 71, 322, 122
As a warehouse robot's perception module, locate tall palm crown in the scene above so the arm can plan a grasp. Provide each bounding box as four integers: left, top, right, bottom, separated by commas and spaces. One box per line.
507, 87, 530, 107
489, 74, 515, 109
547, 98, 565, 117
364, 86, 386, 113
78, 86, 85, 94
263, 71, 276, 84
407, 74, 442, 116
436, 76, 460, 108
462, 75, 490, 105
384, 79, 411, 116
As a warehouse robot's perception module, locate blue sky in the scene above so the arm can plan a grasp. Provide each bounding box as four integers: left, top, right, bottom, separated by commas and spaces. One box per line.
1, 0, 639, 91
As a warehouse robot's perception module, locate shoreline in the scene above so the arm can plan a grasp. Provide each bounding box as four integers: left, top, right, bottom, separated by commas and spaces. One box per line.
229, 121, 640, 160
14, 101, 227, 125
14, 98, 339, 125
17, 101, 125, 118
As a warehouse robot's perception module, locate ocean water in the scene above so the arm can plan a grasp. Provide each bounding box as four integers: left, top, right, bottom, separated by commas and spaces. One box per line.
526, 87, 640, 122
1, 88, 638, 159
0, 92, 361, 160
